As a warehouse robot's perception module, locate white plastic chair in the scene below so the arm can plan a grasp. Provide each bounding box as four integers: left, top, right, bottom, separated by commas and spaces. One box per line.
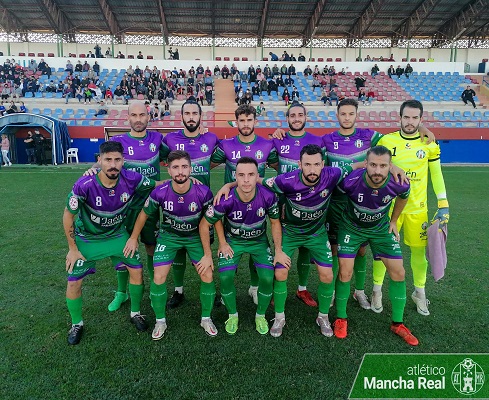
67, 147, 79, 164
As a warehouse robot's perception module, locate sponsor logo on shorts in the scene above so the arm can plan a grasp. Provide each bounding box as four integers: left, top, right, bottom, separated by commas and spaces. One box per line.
206, 205, 214, 217
68, 196, 78, 211
189, 202, 198, 212
149, 143, 156, 152
200, 144, 209, 152
120, 192, 130, 202
257, 207, 265, 217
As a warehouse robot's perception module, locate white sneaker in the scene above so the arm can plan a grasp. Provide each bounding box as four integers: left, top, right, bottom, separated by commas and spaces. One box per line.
316, 315, 333, 337
152, 320, 167, 340
371, 291, 383, 313
200, 318, 218, 336
353, 291, 371, 310
411, 291, 430, 316
270, 317, 286, 337
248, 286, 258, 305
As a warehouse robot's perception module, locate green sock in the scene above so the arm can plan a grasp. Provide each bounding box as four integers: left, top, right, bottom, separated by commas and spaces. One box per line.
116, 269, 129, 293
172, 249, 187, 288
128, 283, 144, 313
297, 247, 312, 287
220, 269, 237, 314
256, 267, 274, 315
146, 255, 154, 282
335, 279, 350, 319
332, 255, 339, 286
353, 254, 367, 291
150, 282, 167, 319
200, 281, 216, 318
317, 281, 334, 314
66, 297, 83, 324
249, 258, 259, 287
389, 279, 407, 323
273, 279, 288, 313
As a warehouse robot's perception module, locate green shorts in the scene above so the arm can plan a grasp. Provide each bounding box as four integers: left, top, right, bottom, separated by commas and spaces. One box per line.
217, 237, 274, 273
125, 208, 159, 246
278, 227, 333, 269
68, 232, 143, 281
337, 223, 402, 260
153, 231, 204, 268
326, 200, 345, 245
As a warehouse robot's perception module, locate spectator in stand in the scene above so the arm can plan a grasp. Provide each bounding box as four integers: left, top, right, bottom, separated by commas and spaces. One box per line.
94, 44, 102, 58
24, 131, 35, 164
75, 86, 84, 103
388, 65, 395, 78
259, 78, 268, 94
28, 59, 37, 72
404, 63, 413, 78
94, 100, 108, 116
355, 75, 366, 91
269, 52, 278, 61
87, 51, 95, 58
291, 86, 300, 102
329, 88, 339, 106
242, 89, 252, 105
288, 64, 296, 75
105, 88, 113, 104
105, 47, 111, 57
365, 89, 375, 105
205, 85, 213, 105
358, 88, 366, 104
117, 51, 125, 59
93, 61, 100, 76
304, 65, 312, 76
461, 86, 477, 108
137, 51, 144, 59
163, 100, 170, 116
276, 75, 285, 88
329, 77, 338, 91
320, 87, 331, 105
364, 55, 372, 61
248, 69, 256, 84
298, 53, 305, 62
6, 101, 17, 114
256, 101, 265, 116
282, 88, 290, 106
236, 88, 244, 105
396, 65, 404, 79
205, 66, 212, 77
221, 65, 230, 79
284, 75, 295, 87
267, 78, 278, 95
213, 65, 221, 77
233, 71, 240, 83
280, 64, 288, 75
230, 63, 238, 76
272, 64, 279, 76
328, 66, 336, 76
19, 101, 27, 113
113, 85, 124, 104
0, 101, 5, 116
197, 87, 204, 105
339, 68, 346, 75
84, 86, 93, 104
1, 84, 10, 100
75, 61, 83, 73
371, 63, 380, 78
312, 74, 321, 89
251, 82, 260, 96
263, 64, 271, 78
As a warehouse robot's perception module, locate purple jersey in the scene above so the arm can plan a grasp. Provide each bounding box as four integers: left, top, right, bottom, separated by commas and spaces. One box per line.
163, 130, 219, 186
263, 166, 348, 236
211, 134, 276, 183
339, 168, 410, 230
111, 130, 168, 180
204, 185, 279, 241
269, 131, 325, 174
144, 181, 213, 237
67, 169, 154, 239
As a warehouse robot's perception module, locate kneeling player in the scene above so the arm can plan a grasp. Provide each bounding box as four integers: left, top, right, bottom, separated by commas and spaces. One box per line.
200, 157, 290, 335
335, 146, 418, 346
124, 150, 217, 340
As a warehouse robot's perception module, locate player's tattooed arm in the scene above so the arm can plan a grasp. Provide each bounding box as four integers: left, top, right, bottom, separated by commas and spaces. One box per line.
63, 208, 86, 273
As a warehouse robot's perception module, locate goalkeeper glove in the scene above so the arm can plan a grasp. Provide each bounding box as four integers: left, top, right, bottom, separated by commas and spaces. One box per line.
432, 199, 449, 226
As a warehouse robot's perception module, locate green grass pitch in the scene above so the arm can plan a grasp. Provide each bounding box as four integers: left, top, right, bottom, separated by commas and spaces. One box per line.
0, 165, 487, 399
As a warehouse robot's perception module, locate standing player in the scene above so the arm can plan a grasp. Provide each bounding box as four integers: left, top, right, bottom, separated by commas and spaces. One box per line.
372, 100, 449, 316
200, 157, 290, 335
124, 150, 217, 339
211, 104, 276, 305
161, 97, 219, 308
334, 146, 418, 346
267, 102, 325, 307
263, 144, 355, 337
64, 141, 159, 345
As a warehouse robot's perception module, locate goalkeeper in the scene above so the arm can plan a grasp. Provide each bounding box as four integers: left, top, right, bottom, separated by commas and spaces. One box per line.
371, 100, 449, 316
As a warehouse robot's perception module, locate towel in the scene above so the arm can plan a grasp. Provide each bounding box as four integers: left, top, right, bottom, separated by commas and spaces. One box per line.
426, 220, 448, 282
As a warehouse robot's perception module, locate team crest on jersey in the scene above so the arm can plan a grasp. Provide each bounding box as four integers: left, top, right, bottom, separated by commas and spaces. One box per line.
247, 203, 252, 211
320, 189, 329, 198
206, 205, 214, 217
149, 143, 156, 152
108, 189, 115, 197
355, 139, 363, 148
416, 149, 426, 159
372, 189, 378, 196
178, 196, 184, 203
245, 145, 251, 152
189, 202, 198, 212
294, 140, 301, 146
68, 196, 78, 210
257, 207, 265, 217
120, 192, 130, 203
265, 177, 275, 186
200, 144, 209, 153
255, 150, 264, 159
382, 195, 392, 203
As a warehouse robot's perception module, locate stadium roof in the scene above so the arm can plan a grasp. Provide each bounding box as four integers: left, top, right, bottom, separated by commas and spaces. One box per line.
0, 0, 488, 46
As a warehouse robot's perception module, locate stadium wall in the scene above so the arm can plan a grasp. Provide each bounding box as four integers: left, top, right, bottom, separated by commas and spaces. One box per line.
10, 127, 489, 164
1, 43, 488, 72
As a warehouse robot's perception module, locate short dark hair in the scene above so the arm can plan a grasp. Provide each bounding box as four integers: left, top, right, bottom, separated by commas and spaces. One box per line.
300, 144, 323, 161
100, 141, 123, 155
286, 101, 306, 117
167, 150, 191, 166
235, 104, 256, 119
337, 98, 358, 112
400, 100, 423, 117
236, 156, 258, 169
181, 96, 202, 115
366, 145, 392, 161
